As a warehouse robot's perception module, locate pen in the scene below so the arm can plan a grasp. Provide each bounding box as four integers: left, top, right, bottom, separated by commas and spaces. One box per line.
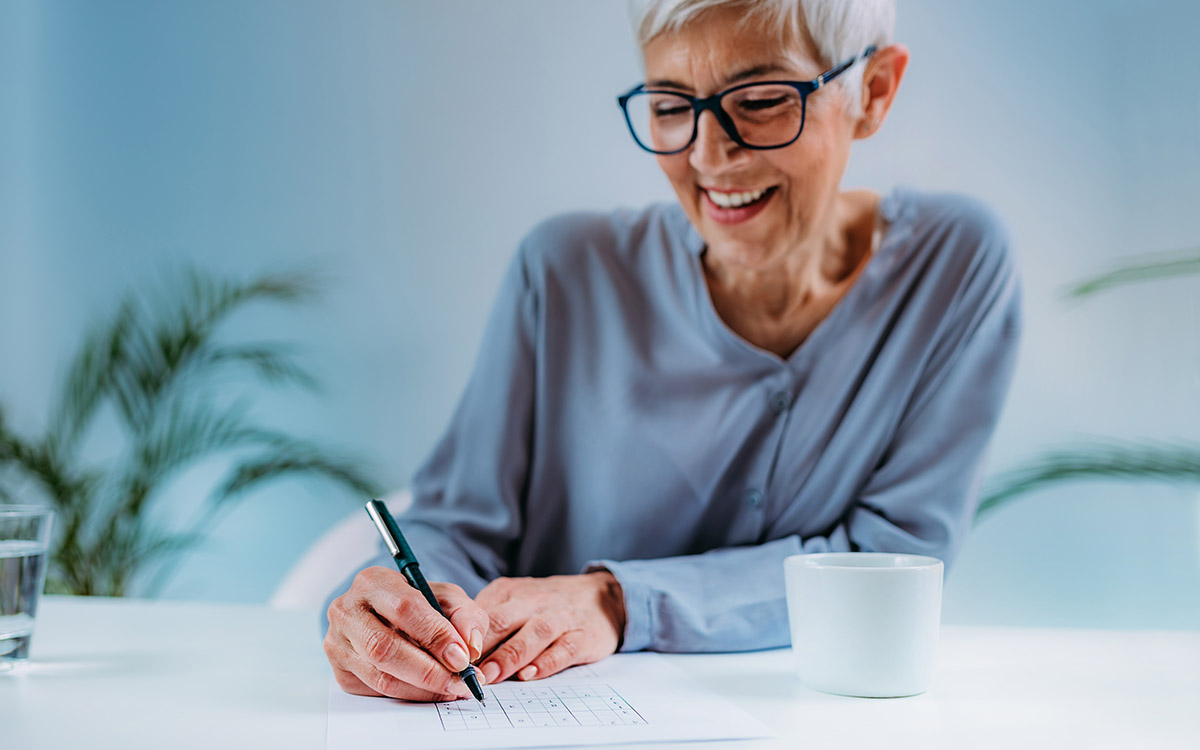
365, 499, 487, 706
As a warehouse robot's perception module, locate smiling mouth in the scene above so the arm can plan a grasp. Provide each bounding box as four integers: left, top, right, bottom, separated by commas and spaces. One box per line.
702, 186, 776, 209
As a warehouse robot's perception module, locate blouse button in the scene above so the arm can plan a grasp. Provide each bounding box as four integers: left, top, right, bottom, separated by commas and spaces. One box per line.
745, 489, 764, 508
769, 391, 790, 414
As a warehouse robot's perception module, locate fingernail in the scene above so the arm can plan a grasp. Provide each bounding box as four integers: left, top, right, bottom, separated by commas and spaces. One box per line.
444, 643, 469, 672
469, 629, 483, 662
474, 667, 488, 686
481, 661, 500, 684
518, 665, 538, 681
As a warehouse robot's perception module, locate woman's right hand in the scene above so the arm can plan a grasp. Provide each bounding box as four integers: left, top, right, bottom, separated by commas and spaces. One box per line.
324, 566, 489, 701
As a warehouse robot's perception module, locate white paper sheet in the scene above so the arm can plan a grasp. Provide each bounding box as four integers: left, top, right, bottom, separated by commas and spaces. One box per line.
326, 652, 776, 749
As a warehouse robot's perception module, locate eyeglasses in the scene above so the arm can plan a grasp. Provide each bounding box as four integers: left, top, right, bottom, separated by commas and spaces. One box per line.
617, 46, 876, 155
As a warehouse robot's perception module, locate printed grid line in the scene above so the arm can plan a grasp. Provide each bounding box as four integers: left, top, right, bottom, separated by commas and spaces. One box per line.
436, 683, 648, 731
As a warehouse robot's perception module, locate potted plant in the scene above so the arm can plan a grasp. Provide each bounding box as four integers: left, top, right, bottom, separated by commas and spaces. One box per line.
0, 268, 381, 596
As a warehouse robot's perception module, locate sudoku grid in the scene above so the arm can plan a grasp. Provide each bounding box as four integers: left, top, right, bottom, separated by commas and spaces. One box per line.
435, 683, 648, 731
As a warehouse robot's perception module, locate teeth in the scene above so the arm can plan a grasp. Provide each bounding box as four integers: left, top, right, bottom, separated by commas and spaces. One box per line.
706, 188, 768, 208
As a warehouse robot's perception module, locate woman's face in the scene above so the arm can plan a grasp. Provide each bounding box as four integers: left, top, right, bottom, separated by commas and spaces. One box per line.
642, 7, 861, 272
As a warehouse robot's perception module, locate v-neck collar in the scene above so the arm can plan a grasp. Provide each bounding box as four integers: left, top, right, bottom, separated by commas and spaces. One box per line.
667, 185, 919, 372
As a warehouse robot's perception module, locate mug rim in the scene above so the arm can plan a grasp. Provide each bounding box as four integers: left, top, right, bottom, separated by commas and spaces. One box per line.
785, 552, 943, 571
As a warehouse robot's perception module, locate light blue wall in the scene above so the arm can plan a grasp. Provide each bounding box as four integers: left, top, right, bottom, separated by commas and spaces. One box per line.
2, 0, 1197, 627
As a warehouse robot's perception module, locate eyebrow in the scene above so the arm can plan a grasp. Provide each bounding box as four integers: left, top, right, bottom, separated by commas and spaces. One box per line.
646, 63, 794, 92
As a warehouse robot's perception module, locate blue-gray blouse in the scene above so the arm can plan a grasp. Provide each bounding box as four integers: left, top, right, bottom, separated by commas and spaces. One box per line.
331, 186, 1022, 653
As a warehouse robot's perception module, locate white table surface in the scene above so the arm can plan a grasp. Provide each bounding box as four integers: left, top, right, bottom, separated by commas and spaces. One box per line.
3, 596, 1198, 750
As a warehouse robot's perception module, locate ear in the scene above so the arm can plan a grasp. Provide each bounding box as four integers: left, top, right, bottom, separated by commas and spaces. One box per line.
854, 43, 909, 139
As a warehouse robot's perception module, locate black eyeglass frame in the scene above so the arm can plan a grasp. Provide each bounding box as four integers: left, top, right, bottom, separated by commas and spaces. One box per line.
617, 45, 877, 155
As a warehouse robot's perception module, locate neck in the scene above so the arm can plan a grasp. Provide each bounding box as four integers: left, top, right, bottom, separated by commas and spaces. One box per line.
703, 191, 879, 326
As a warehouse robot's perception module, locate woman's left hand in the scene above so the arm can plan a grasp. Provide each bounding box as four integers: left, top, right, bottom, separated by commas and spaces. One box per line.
474, 571, 626, 684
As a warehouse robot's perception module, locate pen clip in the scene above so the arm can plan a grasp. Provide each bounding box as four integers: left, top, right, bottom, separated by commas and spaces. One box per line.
365, 500, 402, 557
365, 499, 419, 567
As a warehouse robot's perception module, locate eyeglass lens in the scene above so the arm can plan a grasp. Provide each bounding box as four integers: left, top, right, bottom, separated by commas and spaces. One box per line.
624, 85, 805, 153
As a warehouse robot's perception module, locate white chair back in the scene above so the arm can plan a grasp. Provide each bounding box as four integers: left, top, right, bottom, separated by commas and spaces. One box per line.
269, 489, 413, 610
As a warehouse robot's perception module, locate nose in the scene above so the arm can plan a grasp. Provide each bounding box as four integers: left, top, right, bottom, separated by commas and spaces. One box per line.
688, 110, 749, 173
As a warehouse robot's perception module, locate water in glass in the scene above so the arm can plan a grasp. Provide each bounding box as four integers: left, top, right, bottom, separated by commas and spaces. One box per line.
0, 539, 49, 663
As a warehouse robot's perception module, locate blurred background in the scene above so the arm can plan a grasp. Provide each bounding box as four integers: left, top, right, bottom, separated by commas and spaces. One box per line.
1, 0, 1197, 626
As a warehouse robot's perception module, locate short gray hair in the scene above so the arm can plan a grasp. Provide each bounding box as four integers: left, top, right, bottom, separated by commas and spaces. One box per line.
627, 0, 895, 114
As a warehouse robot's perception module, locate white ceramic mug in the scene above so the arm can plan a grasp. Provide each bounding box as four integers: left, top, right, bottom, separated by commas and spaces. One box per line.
784, 552, 943, 698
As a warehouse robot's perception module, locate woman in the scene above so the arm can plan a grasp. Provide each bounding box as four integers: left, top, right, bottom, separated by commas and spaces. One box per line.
324, 0, 1020, 703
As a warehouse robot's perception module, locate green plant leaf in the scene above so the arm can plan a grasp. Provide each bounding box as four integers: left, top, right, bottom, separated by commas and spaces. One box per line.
977, 441, 1200, 521
47, 299, 137, 457
140, 441, 380, 596
100, 268, 320, 439
1065, 246, 1200, 299
194, 343, 320, 392
101, 518, 203, 597
214, 444, 381, 504
0, 406, 13, 460
115, 393, 315, 521
0, 418, 95, 517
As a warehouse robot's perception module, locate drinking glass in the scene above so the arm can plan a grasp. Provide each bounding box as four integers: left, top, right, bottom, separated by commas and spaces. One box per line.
0, 506, 54, 669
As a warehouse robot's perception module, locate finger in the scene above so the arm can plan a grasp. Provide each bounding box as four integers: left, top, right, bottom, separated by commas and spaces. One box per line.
432, 582, 489, 662
327, 634, 462, 702
357, 571, 473, 673
325, 628, 385, 698
474, 579, 518, 657
331, 663, 384, 697
518, 634, 586, 681
336, 597, 472, 697
479, 614, 561, 686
